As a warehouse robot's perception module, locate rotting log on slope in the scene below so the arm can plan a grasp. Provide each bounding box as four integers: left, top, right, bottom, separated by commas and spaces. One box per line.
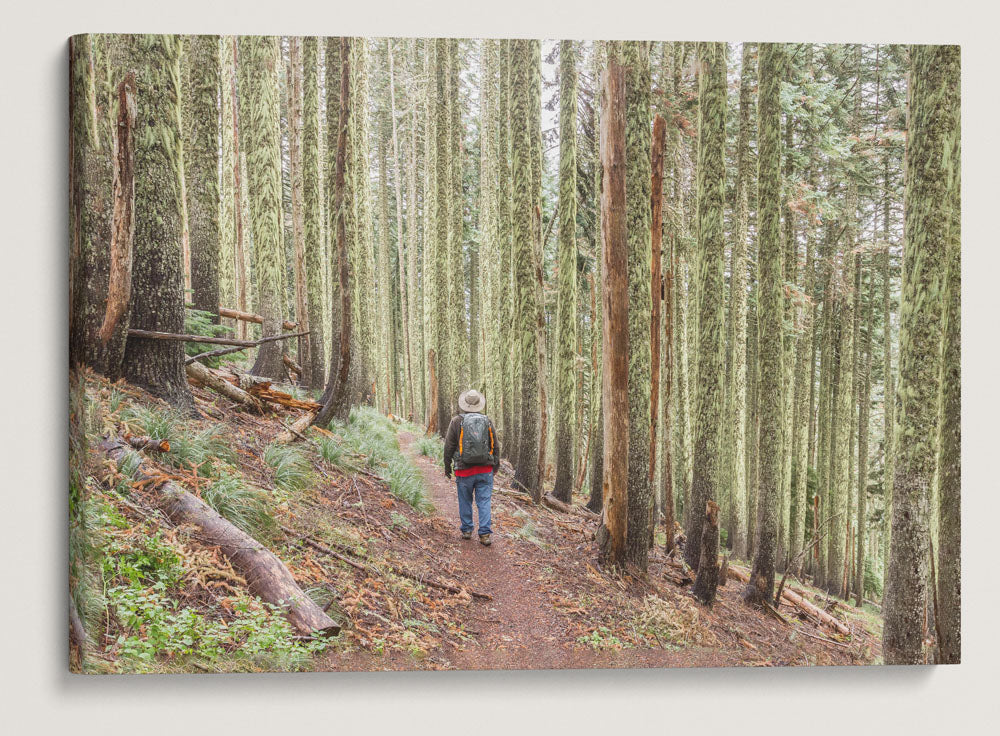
101, 437, 341, 638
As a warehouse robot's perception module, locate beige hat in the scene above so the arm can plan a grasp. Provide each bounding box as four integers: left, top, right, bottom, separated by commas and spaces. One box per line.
458, 389, 486, 413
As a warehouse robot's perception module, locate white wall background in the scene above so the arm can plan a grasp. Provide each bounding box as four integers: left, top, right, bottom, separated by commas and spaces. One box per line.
1, 1, 995, 733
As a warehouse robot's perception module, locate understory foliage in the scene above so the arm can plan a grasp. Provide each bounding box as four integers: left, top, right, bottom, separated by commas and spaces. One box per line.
69, 373, 437, 672
323, 406, 433, 513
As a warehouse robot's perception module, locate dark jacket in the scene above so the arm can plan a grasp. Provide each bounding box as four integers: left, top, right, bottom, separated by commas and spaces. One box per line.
443, 413, 500, 476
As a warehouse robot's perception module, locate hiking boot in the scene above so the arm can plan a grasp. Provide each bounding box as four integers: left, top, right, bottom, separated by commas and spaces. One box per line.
479, 533, 492, 546
461, 530, 472, 540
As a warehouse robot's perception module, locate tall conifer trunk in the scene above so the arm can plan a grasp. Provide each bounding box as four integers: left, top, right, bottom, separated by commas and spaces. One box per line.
553, 40, 578, 503
302, 36, 326, 388
511, 38, 542, 500
743, 42, 784, 606
182, 35, 220, 321
684, 42, 726, 572
121, 34, 194, 411
883, 44, 959, 665
240, 36, 287, 379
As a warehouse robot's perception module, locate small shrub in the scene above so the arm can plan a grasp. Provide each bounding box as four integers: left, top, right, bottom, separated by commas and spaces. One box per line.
106, 587, 329, 673
102, 531, 185, 590
184, 307, 244, 368
577, 626, 626, 651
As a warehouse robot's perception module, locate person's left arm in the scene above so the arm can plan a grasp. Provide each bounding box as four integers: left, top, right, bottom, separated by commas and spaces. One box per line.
443, 416, 459, 478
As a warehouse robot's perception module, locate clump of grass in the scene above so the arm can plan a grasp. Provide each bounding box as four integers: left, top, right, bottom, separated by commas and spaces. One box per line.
168, 425, 235, 476
633, 594, 719, 648
202, 472, 274, 538
264, 442, 313, 495
383, 455, 433, 513
121, 406, 234, 477
121, 404, 181, 442
113, 448, 144, 494
321, 406, 433, 513
108, 387, 127, 414
415, 435, 444, 464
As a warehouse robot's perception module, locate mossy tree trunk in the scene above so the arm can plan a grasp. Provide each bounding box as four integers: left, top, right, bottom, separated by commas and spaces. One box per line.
619, 41, 653, 569
935, 79, 961, 661
685, 42, 726, 572
597, 46, 628, 567
587, 41, 606, 514
511, 38, 541, 500
69, 34, 114, 374
121, 34, 194, 411
742, 42, 784, 606
182, 34, 220, 322
553, 39, 578, 503
883, 44, 959, 665
302, 36, 326, 389
729, 42, 753, 560
497, 41, 515, 457
239, 36, 287, 379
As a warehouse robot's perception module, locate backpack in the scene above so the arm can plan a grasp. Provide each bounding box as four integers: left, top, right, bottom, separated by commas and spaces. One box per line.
458, 413, 495, 465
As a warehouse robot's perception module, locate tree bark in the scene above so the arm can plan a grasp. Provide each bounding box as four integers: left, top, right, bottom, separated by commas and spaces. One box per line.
743, 43, 784, 607
597, 54, 628, 568
121, 35, 194, 412
692, 500, 720, 605
97, 72, 137, 378
314, 38, 353, 428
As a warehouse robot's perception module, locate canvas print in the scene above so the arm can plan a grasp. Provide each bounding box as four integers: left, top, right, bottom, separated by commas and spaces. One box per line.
68, 35, 960, 673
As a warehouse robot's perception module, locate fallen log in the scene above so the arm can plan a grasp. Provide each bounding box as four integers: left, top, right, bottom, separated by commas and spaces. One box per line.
542, 493, 599, 520
125, 435, 170, 453
186, 360, 265, 413
218, 307, 297, 331
247, 383, 322, 412
216, 372, 322, 412
69, 599, 89, 649
276, 413, 316, 444
726, 564, 850, 636
103, 439, 340, 638
128, 329, 259, 347
184, 330, 310, 365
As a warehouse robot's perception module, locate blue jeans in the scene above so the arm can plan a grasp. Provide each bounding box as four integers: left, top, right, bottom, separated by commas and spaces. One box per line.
456, 472, 493, 536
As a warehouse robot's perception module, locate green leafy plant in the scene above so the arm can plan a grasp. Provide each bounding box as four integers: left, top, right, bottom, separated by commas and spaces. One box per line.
184, 307, 244, 368
576, 626, 626, 651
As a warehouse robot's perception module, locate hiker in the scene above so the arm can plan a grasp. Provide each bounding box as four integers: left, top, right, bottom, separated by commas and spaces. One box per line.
443, 389, 500, 546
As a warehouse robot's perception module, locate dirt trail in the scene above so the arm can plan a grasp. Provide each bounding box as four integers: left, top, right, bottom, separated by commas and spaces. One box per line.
398, 432, 735, 670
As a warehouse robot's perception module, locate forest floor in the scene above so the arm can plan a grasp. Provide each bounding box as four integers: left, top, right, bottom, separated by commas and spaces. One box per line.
71, 368, 883, 674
